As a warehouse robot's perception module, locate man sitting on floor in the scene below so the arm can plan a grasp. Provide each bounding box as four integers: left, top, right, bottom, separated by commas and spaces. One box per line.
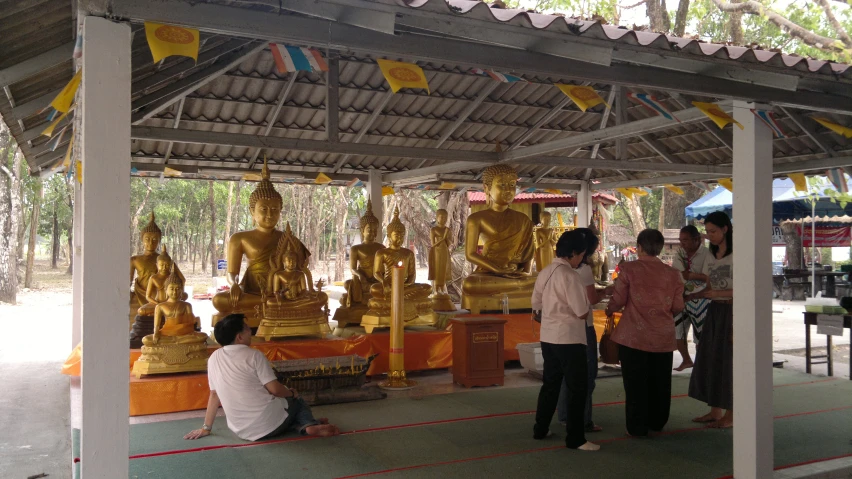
184, 313, 340, 441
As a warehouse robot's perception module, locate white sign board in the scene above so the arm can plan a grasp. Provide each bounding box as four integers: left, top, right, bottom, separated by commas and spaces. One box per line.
217, 259, 227, 271
816, 314, 845, 336
771, 226, 784, 246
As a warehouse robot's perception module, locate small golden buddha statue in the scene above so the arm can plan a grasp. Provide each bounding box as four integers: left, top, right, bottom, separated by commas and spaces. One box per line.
334, 199, 385, 327
428, 208, 455, 311
132, 266, 208, 378
255, 225, 331, 341
362, 206, 436, 333
461, 164, 537, 313
533, 211, 557, 272
585, 222, 609, 284
138, 245, 174, 316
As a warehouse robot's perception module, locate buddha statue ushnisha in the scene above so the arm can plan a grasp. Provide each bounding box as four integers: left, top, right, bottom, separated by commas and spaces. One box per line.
132, 266, 208, 378
533, 211, 558, 272
334, 199, 384, 327
461, 164, 537, 313
361, 206, 435, 333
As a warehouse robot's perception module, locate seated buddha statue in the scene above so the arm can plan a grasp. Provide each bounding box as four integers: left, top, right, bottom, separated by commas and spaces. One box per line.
132, 266, 208, 378
334, 199, 384, 327
130, 213, 185, 317
461, 164, 537, 313
362, 206, 435, 333
138, 246, 175, 316
533, 211, 557, 273
212, 159, 308, 328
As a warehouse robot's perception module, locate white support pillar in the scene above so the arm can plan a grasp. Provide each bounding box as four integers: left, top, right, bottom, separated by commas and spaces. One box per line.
732, 100, 774, 479
79, 16, 131, 478
367, 168, 384, 226
577, 181, 592, 227
71, 179, 82, 349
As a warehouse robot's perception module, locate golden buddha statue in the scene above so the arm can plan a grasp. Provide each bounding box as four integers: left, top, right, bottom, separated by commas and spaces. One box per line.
533, 211, 557, 272
255, 228, 331, 341
138, 246, 174, 316
585, 222, 609, 284
334, 199, 384, 328
362, 206, 436, 333
211, 159, 301, 328
428, 208, 456, 311
132, 266, 208, 378
461, 164, 537, 313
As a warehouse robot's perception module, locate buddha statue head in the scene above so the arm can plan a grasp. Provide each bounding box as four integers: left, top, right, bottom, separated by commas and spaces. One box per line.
164, 265, 184, 301
156, 245, 173, 274
248, 159, 283, 230
482, 164, 519, 208
386, 206, 405, 248
140, 212, 162, 253
283, 251, 299, 271
540, 211, 552, 228
360, 198, 380, 243
435, 208, 448, 227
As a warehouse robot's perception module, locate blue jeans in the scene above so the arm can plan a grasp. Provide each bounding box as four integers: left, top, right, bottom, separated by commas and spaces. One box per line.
557, 325, 597, 427
258, 397, 321, 440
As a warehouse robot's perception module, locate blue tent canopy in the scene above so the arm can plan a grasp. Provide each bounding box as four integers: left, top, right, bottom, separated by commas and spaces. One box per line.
685, 178, 852, 222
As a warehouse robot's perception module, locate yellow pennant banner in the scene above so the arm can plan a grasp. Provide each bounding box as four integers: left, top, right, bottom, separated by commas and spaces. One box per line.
438, 182, 456, 190
243, 173, 262, 182
788, 172, 808, 192
381, 186, 395, 196
163, 167, 182, 177
692, 102, 743, 130
664, 184, 684, 195
543, 188, 563, 195
144, 22, 200, 64
41, 109, 70, 137
75, 160, 83, 184
61, 137, 74, 169
812, 117, 852, 139
377, 59, 430, 94
616, 188, 634, 199
629, 187, 648, 197
555, 84, 609, 112
50, 69, 82, 114
718, 178, 733, 192
314, 172, 333, 185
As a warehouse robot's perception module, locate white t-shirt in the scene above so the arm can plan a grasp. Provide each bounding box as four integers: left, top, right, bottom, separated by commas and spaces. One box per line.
531, 258, 590, 345
208, 344, 289, 441
576, 263, 596, 327
673, 245, 710, 294
702, 251, 733, 300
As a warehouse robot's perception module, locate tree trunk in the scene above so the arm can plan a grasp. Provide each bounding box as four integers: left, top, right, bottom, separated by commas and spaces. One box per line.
658, 188, 667, 231
223, 181, 233, 257
646, 0, 671, 33
333, 188, 349, 283
51, 206, 60, 269
208, 180, 217, 276
673, 0, 690, 36
728, 0, 744, 44
0, 155, 17, 303
781, 222, 802, 269
624, 196, 647, 237
233, 182, 242, 234
24, 179, 43, 288
131, 179, 151, 254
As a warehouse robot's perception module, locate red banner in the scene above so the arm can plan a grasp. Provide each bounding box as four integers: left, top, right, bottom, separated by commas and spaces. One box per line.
798, 225, 852, 247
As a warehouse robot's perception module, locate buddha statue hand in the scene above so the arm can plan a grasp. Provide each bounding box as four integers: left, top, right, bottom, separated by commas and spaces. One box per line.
152, 331, 160, 344
229, 283, 243, 309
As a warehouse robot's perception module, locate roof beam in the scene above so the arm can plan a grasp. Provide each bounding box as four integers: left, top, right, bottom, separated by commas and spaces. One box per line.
90, 0, 852, 113
10, 88, 62, 120
0, 42, 73, 88
247, 72, 300, 169
130, 126, 499, 163
160, 98, 185, 165
578, 87, 618, 181
326, 55, 340, 144
131, 42, 267, 124
332, 89, 394, 172
779, 106, 838, 157
508, 95, 576, 152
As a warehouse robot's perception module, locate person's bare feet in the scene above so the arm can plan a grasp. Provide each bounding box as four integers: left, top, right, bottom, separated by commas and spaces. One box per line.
577, 441, 600, 451
674, 361, 694, 371
305, 424, 340, 437
707, 419, 733, 429
317, 417, 329, 425
692, 412, 722, 423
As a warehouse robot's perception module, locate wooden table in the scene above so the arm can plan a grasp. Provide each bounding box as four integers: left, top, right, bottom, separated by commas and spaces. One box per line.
803, 312, 852, 379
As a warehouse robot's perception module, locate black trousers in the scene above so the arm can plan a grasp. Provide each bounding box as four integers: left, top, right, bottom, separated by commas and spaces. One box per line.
535, 342, 588, 448
619, 344, 673, 436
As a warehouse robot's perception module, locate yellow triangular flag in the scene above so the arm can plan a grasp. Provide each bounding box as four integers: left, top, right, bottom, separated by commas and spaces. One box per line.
381, 186, 395, 196
628, 187, 648, 197
692, 102, 743, 130
544, 188, 563, 195
41, 110, 70, 137
438, 182, 456, 190
314, 172, 333, 185
75, 160, 83, 184
243, 173, 262, 182
812, 117, 852, 138
718, 178, 733, 192
61, 137, 74, 168
788, 173, 808, 192
664, 184, 684, 195
555, 84, 609, 112
376, 59, 430, 94
50, 69, 82, 114
616, 188, 634, 199
144, 22, 200, 64
163, 167, 182, 177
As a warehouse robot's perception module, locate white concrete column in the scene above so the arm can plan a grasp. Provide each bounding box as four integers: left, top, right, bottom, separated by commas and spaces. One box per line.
367, 168, 383, 226
577, 181, 592, 227
79, 16, 131, 478
732, 100, 774, 479
71, 179, 82, 349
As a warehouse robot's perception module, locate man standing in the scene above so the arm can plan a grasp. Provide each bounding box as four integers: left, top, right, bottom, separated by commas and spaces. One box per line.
671, 225, 711, 371
184, 314, 339, 441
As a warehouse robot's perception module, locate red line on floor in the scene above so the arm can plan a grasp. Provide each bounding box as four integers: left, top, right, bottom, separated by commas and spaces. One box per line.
91, 376, 843, 465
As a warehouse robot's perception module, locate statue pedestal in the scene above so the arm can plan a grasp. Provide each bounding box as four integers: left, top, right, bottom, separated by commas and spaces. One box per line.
212, 309, 263, 329
131, 339, 209, 379
430, 292, 457, 313
461, 294, 532, 315
361, 299, 437, 334
332, 303, 369, 328
129, 315, 155, 349
256, 316, 332, 341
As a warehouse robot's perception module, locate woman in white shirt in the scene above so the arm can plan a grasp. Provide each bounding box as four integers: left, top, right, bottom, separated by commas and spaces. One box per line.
532, 230, 599, 451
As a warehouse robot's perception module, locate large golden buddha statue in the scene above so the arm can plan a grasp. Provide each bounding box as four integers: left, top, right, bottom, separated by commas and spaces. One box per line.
255, 225, 331, 341
333, 199, 384, 328
533, 211, 557, 272
361, 206, 436, 333
462, 164, 537, 313
132, 266, 208, 378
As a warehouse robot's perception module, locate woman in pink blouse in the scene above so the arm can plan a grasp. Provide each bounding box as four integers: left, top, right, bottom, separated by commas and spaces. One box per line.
605, 229, 684, 436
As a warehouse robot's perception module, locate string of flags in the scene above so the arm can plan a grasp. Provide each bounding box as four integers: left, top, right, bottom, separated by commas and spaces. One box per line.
826, 169, 848, 193
144, 22, 200, 63
812, 118, 852, 139
470, 68, 527, 83
377, 59, 430, 94
555, 84, 610, 112
270, 43, 328, 74
692, 102, 743, 130
628, 93, 679, 122
751, 109, 786, 138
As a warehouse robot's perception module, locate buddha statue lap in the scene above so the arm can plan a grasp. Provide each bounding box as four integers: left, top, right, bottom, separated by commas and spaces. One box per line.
461, 164, 537, 314
533, 211, 557, 273
428, 208, 456, 312
255, 227, 331, 341
333, 199, 385, 328
362, 206, 435, 333
132, 267, 208, 378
